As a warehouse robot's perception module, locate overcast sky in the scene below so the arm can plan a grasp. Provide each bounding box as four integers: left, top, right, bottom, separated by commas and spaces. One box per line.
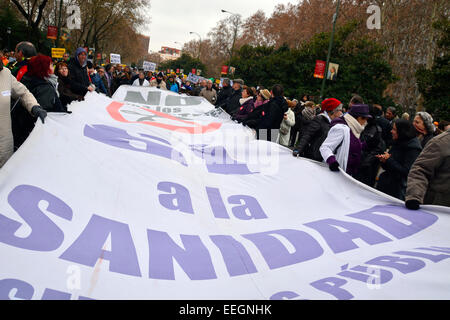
144, 0, 298, 52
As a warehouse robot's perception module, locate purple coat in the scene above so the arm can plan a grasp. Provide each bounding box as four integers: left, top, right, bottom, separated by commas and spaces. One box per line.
327, 116, 363, 177
233, 98, 255, 122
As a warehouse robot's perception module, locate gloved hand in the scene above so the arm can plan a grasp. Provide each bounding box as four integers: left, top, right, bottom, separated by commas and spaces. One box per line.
329, 160, 340, 172
293, 149, 300, 157
405, 199, 420, 210
31, 106, 47, 124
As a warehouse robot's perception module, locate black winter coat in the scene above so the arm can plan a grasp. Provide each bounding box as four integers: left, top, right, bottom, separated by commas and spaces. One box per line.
356, 122, 386, 187
216, 85, 233, 109
68, 57, 90, 96
376, 116, 392, 147
225, 88, 242, 116
292, 105, 305, 131
21, 75, 66, 112
376, 137, 422, 200
420, 133, 434, 149
295, 113, 330, 161
257, 96, 288, 129
57, 75, 84, 108
242, 102, 266, 129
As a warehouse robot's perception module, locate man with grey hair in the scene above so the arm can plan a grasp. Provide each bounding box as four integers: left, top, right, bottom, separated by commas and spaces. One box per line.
216, 78, 232, 109
199, 79, 217, 104
192, 79, 207, 96
8, 41, 37, 81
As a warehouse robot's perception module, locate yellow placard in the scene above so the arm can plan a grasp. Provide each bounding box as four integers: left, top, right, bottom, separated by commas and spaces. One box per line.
51, 48, 66, 58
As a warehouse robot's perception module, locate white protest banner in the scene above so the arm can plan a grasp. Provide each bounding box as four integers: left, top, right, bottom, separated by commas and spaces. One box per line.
1, 86, 450, 300
110, 53, 121, 64
143, 61, 156, 72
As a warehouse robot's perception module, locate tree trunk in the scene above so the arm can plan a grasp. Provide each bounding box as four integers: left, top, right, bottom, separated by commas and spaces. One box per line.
55, 0, 64, 48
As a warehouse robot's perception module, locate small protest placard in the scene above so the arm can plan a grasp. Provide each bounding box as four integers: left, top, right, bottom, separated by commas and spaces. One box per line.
143, 61, 156, 72
110, 53, 121, 64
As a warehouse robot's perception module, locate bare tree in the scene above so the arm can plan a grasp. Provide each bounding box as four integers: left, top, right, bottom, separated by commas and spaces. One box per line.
11, 0, 50, 44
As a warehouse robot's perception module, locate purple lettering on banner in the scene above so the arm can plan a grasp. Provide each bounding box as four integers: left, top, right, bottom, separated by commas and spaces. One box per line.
419, 246, 450, 254
84, 124, 187, 166
190, 145, 254, 175
60, 214, 142, 277
394, 250, 450, 263
0, 185, 72, 251
304, 219, 392, 254
206, 187, 229, 219
365, 255, 426, 274
41, 289, 71, 300
242, 229, 323, 269
310, 277, 353, 300
157, 182, 194, 214
228, 195, 267, 220
210, 235, 257, 276
338, 265, 393, 284
0, 279, 34, 300
147, 230, 217, 280
348, 205, 438, 239
270, 291, 301, 300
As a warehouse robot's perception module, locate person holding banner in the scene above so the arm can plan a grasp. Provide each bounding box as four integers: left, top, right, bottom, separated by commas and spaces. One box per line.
21, 55, 66, 113
166, 74, 179, 93
224, 79, 244, 116
320, 104, 371, 177
181, 80, 192, 92
55, 62, 85, 108
132, 71, 150, 87
216, 78, 233, 109
68, 48, 94, 96
87, 61, 107, 95
232, 87, 255, 123
199, 79, 217, 104
150, 72, 167, 90
405, 127, 450, 208
292, 98, 343, 161
0, 58, 46, 168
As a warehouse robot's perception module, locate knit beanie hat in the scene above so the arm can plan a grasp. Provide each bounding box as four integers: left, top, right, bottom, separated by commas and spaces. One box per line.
416, 111, 435, 133
75, 47, 87, 58
321, 98, 342, 112
74, 47, 87, 67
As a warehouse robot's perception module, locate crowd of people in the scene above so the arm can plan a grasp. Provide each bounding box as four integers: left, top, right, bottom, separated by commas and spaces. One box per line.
1, 43, 449, 210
